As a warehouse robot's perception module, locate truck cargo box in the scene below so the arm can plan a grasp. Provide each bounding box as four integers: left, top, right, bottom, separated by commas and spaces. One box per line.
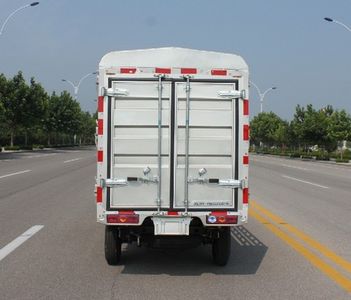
95, 47, 249, 265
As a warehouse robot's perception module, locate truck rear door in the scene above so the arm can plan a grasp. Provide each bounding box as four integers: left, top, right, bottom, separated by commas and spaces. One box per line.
107, 79, 171, 210
107, 78, 239, 211
173, 80, 239, 211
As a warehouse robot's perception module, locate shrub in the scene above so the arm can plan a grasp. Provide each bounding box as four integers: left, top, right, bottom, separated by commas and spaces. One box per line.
336, 158, 349, 163
342, 149, 351, 159
313, 151, 330, 161
19, 145, 33, 150
4, 145, 20, 151
301, 155, 313, 159
329, 152, 337, 159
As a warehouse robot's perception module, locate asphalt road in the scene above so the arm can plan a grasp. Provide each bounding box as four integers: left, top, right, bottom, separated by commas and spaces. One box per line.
0, 148, 350, 299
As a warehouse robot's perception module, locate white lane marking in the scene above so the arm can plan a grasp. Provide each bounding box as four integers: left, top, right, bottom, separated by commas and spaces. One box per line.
0, 169, 31, 179
61, 150, 83, 153
0, 225, 44, 262
27, 153, 57, 159
282, 164, 309, 171
63, 157, 82, 163
281, 175, 329, 189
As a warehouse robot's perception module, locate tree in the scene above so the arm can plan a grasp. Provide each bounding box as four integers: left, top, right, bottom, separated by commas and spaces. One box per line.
250, 112, 286, 147
327, 110, 351, 159
57, 91, 82, 136
1, 72, 94, 147
43, 92, 59, 145
273, 121, 290, 149
22, 78, 48, 145
290, 104, 333, 151
0, 74, 8, 138
2, 72, 29, 146
43, 91, 82, 145
78, 111, 96, 144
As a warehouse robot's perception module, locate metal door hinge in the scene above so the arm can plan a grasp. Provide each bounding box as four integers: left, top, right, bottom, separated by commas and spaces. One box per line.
101, 178, 127, 187
103, 87, 129, 97
188, 178, 247, 189
101, 176, 159, 188
218, 89, 246, 99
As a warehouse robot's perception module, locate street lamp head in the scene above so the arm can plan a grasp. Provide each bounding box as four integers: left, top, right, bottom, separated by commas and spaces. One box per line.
92, 71, 98, 75
272, 87, 277, 90
61, 79, 66, 82
1, 2, 40, 37
324, 17, 333, 22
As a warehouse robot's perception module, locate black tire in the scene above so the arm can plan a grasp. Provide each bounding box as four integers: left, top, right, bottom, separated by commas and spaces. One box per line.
212, 227, 231, 266
105, 226, 122, 265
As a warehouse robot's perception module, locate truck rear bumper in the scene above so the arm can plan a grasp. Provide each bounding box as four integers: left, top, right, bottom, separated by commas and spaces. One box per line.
98, 210, 248, 234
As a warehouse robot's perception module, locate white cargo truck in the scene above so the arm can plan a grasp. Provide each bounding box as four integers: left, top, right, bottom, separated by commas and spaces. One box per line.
95, 47, 249, 266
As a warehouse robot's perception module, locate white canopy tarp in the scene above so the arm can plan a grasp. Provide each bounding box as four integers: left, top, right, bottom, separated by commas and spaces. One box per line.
100, 47, 248, 71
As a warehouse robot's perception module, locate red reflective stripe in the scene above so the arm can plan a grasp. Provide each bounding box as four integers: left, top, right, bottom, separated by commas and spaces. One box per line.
210, 211, 228, 216
120, 68, 136, 74
167, 211, 179, 216
243, 155, 249, 165
243, 99, 249, 115
98, 119, 103, 135
117, 210, 135, 215
97, 150, 103, 162
243, 125, 250, 140
98, 96, 104, 113
211, 69, 227, 76
181, 68, 197, 74
96, 187, 103, 203
155, 67, 171, 74
243, 188, 249, 204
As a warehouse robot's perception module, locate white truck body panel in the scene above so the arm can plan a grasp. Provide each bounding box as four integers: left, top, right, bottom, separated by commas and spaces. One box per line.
96, 47, 249, 233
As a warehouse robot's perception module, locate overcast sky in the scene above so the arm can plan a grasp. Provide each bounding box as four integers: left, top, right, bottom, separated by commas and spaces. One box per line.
1, 0, 351, 120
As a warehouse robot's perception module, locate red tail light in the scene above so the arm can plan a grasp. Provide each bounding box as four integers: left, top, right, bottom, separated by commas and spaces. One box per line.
167, 211, 179, 216
107, 212, 139, 224
206, 212, 238, 224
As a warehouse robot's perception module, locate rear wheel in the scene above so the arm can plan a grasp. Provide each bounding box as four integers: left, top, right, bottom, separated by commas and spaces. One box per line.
105, 226, 122, 265
212, 227, 231, 266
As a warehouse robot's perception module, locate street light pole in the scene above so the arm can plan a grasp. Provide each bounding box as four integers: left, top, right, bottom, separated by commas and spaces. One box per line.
324, 17, 351, 33
324, 17, 351, 159
0, 2, 39, 36
62, 72, 97, 99
249, 81, 277, 113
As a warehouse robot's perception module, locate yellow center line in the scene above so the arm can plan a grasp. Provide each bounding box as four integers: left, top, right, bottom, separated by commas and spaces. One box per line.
251, 200, 351, 274
250, 208, 351, 293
